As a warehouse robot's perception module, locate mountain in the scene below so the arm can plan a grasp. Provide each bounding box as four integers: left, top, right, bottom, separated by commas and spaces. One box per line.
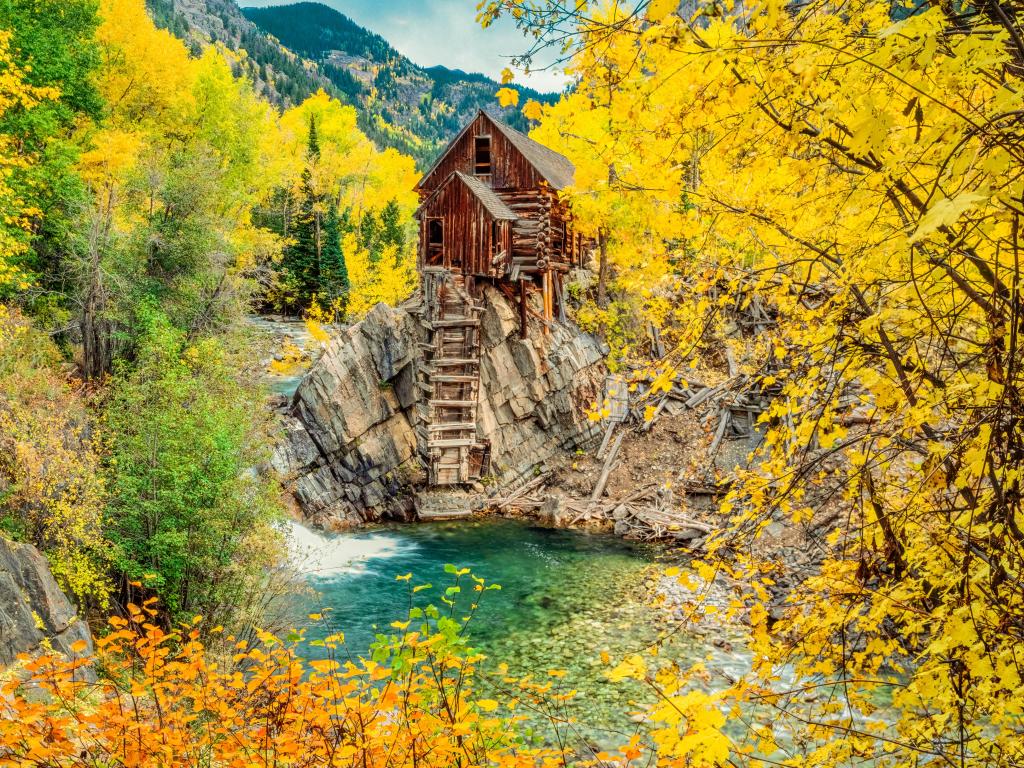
241, 3, 559, 167
143, 0, 559, 168
145, 0, 340, 107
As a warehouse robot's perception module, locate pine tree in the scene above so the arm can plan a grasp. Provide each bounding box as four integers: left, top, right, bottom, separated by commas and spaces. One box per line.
378, 198, 405, 266
280, 115, 325, 312
321, 203, 349, 318
358, 209, 380, 263
306, 112, 320, 159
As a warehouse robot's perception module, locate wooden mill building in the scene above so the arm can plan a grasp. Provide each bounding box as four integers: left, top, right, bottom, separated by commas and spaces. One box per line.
413, 110, 588, 487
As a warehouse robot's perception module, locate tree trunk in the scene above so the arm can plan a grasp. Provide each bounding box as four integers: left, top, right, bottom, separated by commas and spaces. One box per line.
81, 190, 115, 381
597, 230, 609, 309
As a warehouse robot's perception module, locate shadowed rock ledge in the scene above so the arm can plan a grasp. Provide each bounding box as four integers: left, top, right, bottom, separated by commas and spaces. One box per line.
272, 285, 607, 530
0, 537, 93, 669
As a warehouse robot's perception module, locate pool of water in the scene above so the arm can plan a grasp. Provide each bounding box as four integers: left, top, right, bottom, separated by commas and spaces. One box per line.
284, 518, 749, 748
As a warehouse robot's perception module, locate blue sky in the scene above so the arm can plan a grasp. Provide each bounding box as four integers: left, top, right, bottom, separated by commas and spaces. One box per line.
239, 0, 568, 92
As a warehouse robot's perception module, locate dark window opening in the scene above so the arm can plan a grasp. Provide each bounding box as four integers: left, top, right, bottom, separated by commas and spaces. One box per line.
474, 136, 492, 175
426, 218, 443, 265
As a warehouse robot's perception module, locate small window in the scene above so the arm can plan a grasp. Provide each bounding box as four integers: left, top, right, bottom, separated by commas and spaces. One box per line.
474, 135, 492, 175
425, 218, 443, 266
428, 218, 443, 245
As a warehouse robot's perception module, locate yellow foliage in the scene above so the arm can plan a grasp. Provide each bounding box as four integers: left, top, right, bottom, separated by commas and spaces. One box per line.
0, 309, 111, 604
496, 87, 520, 107
0, 31, 61, 291
489, 0, 1024, 765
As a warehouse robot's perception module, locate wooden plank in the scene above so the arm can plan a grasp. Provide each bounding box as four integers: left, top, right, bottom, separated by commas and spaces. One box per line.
431, 318, 481, 328
428, 422, 477, 432
431, 374, 479, 383
596, 422, 616, 460
429, 399, 477, 408
589, 432, 624, 507
428, 438, 478, 449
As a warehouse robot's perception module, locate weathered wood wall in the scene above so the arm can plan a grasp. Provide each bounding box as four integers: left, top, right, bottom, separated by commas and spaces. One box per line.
418, 178, 511, 277
419, 113, 546, 193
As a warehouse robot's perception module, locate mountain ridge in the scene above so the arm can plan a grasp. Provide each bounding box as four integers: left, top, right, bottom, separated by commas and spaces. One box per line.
143, 0, 557, 167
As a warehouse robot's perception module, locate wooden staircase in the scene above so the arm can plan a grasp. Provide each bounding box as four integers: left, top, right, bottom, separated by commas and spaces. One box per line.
416, 268, 491, 486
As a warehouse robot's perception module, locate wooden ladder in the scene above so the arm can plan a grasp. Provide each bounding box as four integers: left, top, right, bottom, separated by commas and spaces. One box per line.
416, 269, 490, 486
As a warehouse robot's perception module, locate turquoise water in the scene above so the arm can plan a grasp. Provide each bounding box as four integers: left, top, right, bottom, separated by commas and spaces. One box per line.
285, 518, 747, 748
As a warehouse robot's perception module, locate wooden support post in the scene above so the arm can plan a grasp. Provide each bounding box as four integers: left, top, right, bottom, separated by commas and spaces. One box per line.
519, 279, 528, 339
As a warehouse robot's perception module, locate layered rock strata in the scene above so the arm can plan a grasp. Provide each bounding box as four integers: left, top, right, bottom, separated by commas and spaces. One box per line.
272, 286, 606, 529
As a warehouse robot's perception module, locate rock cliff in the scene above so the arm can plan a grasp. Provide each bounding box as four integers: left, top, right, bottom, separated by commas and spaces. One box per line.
272, 285, 607, 529
0, 537, 93, 668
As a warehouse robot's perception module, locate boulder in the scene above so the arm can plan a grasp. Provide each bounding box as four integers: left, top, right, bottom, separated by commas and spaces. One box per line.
0, 537, 93, 671
273, 286, 607, 529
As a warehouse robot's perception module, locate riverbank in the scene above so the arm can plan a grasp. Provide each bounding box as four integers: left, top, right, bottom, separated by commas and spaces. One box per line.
253, 310, 824, 634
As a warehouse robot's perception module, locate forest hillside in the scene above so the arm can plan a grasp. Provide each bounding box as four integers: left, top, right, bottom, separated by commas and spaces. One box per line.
146, 0, 555, 166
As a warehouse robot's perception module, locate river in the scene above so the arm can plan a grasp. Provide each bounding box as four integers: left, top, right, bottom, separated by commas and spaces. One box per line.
283, 518, 750, 749
254, 315, 750, 748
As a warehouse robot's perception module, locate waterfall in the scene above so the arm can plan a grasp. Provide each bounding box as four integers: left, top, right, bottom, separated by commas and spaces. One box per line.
283, 519, 410, 579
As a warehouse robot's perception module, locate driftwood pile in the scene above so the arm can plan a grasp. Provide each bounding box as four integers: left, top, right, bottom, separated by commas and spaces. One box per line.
480, 366, 773, 542
484, 472, 551, 514
564, 483, 713, 541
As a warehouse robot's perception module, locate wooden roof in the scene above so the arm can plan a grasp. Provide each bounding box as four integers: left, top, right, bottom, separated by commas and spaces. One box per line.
418, 109, 576, 192
416, 170, 519, 221
454, 172, 518, 219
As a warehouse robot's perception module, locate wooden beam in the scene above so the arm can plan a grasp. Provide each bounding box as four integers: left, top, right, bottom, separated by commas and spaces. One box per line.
431, 318, 480, 328
519, 279, 528, 339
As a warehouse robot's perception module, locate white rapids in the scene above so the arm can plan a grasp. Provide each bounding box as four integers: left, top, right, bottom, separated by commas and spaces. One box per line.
283, 519, 410, 579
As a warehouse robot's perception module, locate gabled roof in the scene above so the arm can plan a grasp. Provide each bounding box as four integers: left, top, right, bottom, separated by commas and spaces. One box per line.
493, 116, 576, 191
455, 172, 518, 220
415, 170, 518, 221
418, 109, 576, 191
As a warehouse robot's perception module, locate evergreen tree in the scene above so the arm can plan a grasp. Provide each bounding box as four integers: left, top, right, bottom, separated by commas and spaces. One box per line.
378, 198, 406, 265
358, 209, 380, 263
280, 116, 325, 312
321, 204, 349, 318
306, 112, 320, 159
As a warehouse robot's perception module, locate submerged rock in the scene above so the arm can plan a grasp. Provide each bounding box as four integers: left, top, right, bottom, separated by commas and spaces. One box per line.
0, 537, 93, 670
273, 286, 607, 529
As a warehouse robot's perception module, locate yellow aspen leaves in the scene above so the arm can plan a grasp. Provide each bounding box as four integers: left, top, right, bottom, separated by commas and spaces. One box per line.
496, 87, 520, 107
646, 0, 678, 22
522, 99, 544, 121
607, 653, 646, 682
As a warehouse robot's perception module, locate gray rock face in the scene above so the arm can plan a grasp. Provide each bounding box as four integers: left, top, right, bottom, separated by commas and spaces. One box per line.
0, 537, 93, 669
274, 287, 607, 529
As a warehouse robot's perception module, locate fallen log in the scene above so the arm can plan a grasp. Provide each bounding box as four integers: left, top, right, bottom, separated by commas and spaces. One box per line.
589, 432, 624, 507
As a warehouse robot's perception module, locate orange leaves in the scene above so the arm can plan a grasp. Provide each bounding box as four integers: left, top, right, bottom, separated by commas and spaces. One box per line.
0, 613, 571, 768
